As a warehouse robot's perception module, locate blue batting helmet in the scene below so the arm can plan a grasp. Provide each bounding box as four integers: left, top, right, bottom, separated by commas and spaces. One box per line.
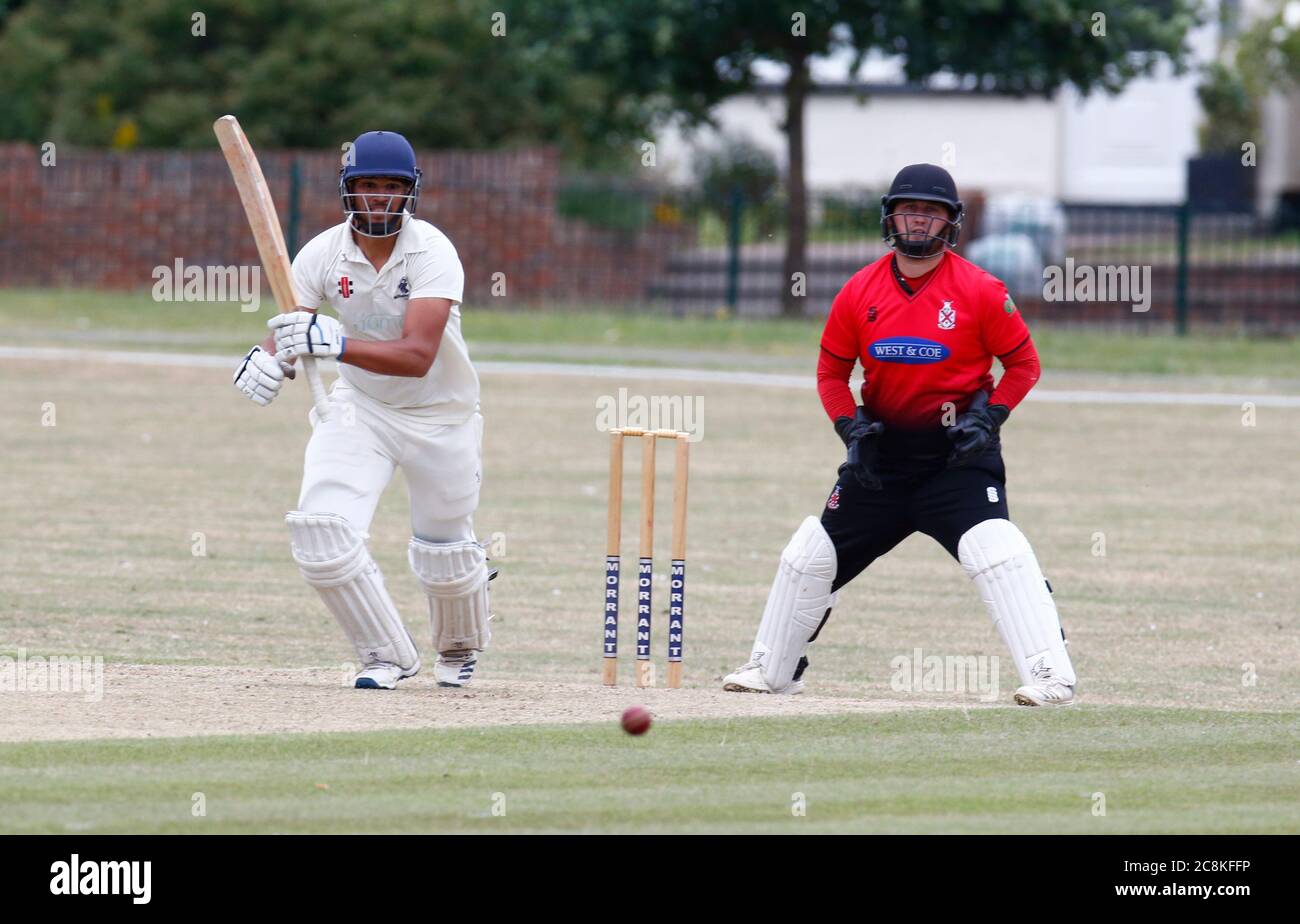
339, 131, 422, 237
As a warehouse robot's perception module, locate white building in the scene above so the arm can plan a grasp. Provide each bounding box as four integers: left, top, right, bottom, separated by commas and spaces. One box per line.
656, 4, 1299, 212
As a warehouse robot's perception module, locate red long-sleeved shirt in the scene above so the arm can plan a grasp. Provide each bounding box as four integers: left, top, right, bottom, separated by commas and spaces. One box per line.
817, 252, 1040, 428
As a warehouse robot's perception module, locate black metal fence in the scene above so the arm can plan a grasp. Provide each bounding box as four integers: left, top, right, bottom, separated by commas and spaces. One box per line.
4, 139, 1297, 331
555, 179, 1300, 331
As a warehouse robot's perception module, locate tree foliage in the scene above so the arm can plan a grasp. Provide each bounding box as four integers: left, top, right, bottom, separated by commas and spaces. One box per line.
1196, 2, 1300, 156
693, 135, 780, 210
1237, 0, 1300, 83
1197, 61, 1259, 155
506, 0, 1200, 125
1, 0, 1202, 159
0, 0, 638, 161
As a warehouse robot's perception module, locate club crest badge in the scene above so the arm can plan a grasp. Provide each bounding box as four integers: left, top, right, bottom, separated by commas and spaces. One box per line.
938, 300, 956, 330
395, 276, 410, 299
826, 484, 842, 510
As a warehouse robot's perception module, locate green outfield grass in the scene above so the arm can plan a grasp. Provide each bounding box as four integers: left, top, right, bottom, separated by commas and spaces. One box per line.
2, 294, 1297, 834
1, 709, 1295, 834
2, 288, 1297, 378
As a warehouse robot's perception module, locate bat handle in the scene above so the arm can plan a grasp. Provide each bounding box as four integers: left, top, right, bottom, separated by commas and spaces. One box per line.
302, 357, 330, 421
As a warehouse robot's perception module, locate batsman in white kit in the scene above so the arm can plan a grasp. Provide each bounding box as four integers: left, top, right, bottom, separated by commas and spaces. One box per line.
233, 130, 491, 690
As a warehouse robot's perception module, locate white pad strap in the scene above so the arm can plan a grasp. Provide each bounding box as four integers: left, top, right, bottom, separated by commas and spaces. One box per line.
751, 517, 837, 692
958, 518, 1075, 686
408, 538, 491, 653
286, 512, 418, 670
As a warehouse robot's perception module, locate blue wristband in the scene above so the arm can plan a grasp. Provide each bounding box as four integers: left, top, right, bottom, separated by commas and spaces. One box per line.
338, 336, 346, 359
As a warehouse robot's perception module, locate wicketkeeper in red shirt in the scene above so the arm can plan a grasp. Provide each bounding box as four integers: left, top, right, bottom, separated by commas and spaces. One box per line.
723, 164, 1076, 706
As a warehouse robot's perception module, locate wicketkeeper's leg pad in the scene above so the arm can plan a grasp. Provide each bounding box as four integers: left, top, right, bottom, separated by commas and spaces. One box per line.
286, 511, 418, 670
958, 518, 1075, 686
750, 516, 838, 692
408, 537, 492, 653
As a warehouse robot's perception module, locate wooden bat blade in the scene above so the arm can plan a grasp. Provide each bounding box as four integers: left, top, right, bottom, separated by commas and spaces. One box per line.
212, 115, 297, 315
214, 114, 329, 419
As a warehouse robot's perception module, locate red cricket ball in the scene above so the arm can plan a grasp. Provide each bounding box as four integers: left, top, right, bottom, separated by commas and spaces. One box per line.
621, 704, 652, 735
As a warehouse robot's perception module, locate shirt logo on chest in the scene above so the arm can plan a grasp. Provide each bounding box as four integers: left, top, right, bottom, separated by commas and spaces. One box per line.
395, 276, 410, 299
938, 300, 956, 330
868, 337, 951, 364
337, 276, 352, 299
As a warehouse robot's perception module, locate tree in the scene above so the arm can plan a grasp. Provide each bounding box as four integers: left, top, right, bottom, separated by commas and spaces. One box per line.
1234, 0, 1300, 83
0, 0, 643, 163
1196, 2, 1300, 157
509, 0, 1201, 316
693, 135, 779, 220
1197, 61, 1259, 155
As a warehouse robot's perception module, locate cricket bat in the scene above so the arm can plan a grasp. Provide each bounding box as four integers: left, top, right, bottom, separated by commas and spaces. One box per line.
213, 114, 330, 421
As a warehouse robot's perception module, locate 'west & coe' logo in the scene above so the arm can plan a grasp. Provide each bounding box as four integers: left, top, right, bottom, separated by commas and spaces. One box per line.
868, 337, 950, 364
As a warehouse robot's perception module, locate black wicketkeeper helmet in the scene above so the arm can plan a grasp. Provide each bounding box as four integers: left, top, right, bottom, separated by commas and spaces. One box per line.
880, 163, 964, 257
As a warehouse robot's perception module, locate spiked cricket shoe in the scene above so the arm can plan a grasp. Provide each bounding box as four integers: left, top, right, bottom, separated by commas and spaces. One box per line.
434, 650, 479, 688
722, 662, 804, 695
1014, 670, 1076, 706
355, 659, 420, 690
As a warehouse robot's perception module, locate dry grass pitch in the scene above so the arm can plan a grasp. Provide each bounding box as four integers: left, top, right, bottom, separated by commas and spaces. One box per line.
1, 337, 1297, 833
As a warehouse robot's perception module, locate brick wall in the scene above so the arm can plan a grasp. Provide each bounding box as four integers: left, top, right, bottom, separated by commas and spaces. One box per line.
0, 143, 687, 305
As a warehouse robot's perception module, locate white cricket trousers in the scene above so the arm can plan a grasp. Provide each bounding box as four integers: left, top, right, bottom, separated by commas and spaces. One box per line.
298, 380, 482, 544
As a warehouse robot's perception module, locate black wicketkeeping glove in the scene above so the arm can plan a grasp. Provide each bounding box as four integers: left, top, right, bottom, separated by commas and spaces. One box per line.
834, 407, 885, 491
946, 391, 1010, 468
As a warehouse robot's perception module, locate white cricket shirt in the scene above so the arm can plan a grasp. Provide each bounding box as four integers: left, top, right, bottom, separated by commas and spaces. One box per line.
291, 218, 479, 421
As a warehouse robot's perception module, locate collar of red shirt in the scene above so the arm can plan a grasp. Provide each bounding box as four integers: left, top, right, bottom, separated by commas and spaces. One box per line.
890, 254, 944, 296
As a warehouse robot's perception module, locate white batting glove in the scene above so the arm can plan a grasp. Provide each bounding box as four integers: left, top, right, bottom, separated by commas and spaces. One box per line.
268, 310, 345, 359
233, 345, 294, 406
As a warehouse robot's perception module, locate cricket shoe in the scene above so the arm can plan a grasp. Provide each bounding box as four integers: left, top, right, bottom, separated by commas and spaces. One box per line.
1013, 668, 1076, 707
721, 661, 804, 695
355, 659, 420, 690
434, 650, 479, 688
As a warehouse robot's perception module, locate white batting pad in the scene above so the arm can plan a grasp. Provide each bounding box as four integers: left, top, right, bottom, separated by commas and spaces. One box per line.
958, 518, 1076, 686
750, 516, 838, 692
286, 512, 418, 670
408, 538, 491, 653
